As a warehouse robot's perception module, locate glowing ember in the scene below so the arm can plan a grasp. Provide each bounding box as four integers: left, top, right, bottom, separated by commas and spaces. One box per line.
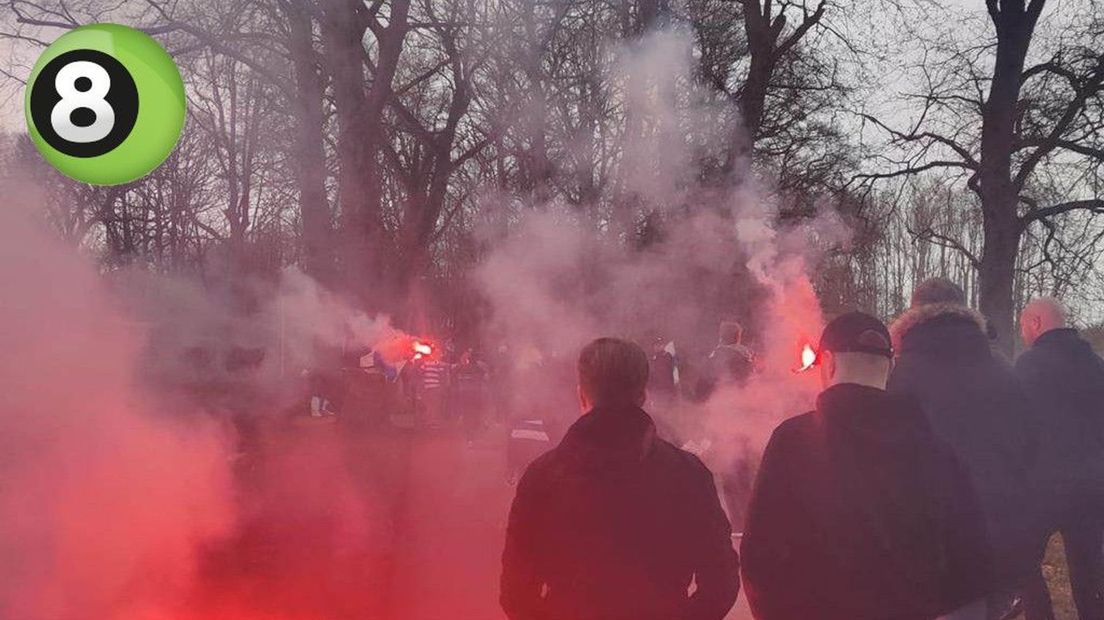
798, 344, 817, 372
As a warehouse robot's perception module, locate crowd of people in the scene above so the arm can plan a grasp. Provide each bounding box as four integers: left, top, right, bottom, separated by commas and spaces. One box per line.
500, 278, 1104, 620
396, 347, 494, 442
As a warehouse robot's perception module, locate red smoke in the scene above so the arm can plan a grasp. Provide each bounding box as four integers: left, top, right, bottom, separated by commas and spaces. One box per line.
0, 189, 234, 620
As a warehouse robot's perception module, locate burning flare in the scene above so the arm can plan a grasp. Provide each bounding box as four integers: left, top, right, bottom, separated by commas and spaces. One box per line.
797, 343, 817, 373
412, 340, 433, 360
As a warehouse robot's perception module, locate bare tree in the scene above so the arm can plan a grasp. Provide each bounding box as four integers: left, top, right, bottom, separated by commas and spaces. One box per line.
859, 0, 1104, 350
281, 0, 333, 281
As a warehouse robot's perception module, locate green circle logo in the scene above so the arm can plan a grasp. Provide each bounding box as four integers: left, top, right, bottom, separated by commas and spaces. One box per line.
25, 23, 185, 185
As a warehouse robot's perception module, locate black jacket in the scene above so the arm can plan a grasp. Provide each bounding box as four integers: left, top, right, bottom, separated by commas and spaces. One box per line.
888, 304, 1040, 583
1016, 328, 1104, 496
741, 384, 990, 620
500, 405, 740, 620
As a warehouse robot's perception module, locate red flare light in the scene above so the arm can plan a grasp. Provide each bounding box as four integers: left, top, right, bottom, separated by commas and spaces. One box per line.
412, 341, 433, 360
797, 343, 817, 373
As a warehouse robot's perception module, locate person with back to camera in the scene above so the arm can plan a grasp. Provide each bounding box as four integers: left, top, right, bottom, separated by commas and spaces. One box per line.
500, 337, 740, 620
649, 336, 679, 410
741, 311, 991, 620
452, 348, 490, 446
1017, 298, 1104, 620
888, 278, 1043, 619
710, 320, 755, 387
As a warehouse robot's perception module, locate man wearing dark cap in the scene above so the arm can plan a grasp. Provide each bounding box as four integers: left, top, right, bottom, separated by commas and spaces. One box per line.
742, 312, 991, 620
500, 337, 740, 620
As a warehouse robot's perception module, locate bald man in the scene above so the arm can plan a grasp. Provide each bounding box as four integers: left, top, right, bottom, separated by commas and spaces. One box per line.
1020, 298, 1069, 348
1017, 298, 1104, 620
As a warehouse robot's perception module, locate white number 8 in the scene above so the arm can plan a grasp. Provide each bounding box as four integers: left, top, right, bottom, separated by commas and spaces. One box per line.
50, 60, 114, 143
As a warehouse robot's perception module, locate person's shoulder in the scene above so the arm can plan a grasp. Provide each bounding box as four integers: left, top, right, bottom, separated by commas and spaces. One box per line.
516, 447, 561, 489
1014, 344, 1044, 372
770, 411, 818, 446
751, 413, 820, 480
653, 438, 717, 480
654, 437, 698, 464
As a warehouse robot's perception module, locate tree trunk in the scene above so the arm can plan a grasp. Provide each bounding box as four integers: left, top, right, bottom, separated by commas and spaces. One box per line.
738, 0, 775, 143
324, 0, 410, 303
322, 0, 382, 297
739, 51, 772, 147
519, 0, 552, 200
397, 199, 434, 332
726, 0, 777, 181
637, 0, 668, 33
976, 1, 1042, 352
284, 0, 333, 282
978, 210, 1020, 353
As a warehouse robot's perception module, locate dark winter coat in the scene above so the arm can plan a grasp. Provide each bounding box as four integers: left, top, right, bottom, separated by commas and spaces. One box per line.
888, 303, 1042, 585
500, 405, 740, 620
1015, 328, 1104, 498
741, 384, 991, 620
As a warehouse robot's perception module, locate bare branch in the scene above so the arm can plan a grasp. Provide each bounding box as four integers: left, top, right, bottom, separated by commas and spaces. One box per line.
1024, 199, 1104, 224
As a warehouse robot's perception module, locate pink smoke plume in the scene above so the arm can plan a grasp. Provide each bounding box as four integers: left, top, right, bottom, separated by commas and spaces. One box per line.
0, 186, 234, 620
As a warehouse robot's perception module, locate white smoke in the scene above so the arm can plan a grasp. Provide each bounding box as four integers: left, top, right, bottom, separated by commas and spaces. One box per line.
475, 28, 852, 526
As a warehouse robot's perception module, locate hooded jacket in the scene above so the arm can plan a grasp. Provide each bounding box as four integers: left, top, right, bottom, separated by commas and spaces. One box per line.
888, 303, 1041, 584
1016, 328, 1104, 497
741, 384, 990, 620
500, 404, 740, 620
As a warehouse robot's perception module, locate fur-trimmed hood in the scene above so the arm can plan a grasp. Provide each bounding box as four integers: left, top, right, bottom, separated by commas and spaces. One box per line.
889, 303, 988, 352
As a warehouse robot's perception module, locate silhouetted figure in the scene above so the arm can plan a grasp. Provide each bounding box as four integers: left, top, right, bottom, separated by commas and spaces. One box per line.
710, 320, 755, 386
889, 279, 1042, 619
1018, 298, 1104, 620
649, 337, 678, 401
698, 320, 759, 530
501, 338, 739, 620
452, 349, 489, 444
415, 355, 450, 428
742, 312, 990, 620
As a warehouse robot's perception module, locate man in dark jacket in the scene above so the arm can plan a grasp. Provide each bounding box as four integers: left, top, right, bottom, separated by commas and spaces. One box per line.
742, 312, 991, 620
888, 279, 1042, 616
500, 337, 739, 620
1017, 298, 1104, 620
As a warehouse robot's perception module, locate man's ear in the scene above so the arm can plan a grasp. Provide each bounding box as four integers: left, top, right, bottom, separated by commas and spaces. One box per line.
819, 350, 835, 384
577, 384, 589, 413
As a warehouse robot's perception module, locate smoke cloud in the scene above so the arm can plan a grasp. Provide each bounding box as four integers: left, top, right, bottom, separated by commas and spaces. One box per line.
0, 25, 851, 620
476, 29, 850, 462
0, 185, 234, 620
